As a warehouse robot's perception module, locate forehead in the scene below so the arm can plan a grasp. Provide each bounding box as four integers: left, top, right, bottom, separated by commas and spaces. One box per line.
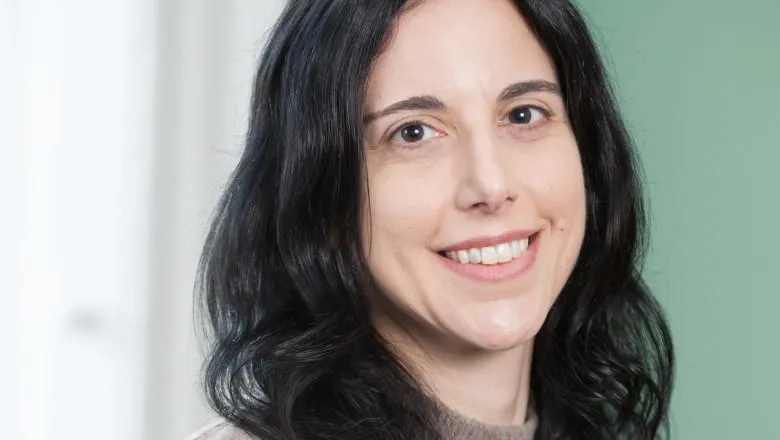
365, 0, 557, 110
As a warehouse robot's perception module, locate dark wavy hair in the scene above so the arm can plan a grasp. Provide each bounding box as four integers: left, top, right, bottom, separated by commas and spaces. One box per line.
196, 0, 675, 439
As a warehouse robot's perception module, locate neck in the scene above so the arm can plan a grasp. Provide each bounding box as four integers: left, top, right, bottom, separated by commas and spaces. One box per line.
427, 343, 534, 426
375, 313, 534, 427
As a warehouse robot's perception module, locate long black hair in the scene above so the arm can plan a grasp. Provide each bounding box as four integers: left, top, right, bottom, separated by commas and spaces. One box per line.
197, 1, 675, 439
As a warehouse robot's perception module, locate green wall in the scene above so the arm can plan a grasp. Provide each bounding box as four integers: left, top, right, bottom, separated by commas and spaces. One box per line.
579, 1, 780, 438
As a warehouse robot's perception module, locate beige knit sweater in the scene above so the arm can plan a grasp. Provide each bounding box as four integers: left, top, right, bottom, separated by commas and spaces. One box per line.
187, 406, 537, 440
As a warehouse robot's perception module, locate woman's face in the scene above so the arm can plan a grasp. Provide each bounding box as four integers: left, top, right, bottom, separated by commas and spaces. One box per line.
362, 0, 586, 352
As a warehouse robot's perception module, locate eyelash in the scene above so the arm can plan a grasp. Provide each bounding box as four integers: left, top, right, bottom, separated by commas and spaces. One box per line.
388, 119, 437, 146
499, 105, 552, 129
387, 105, 552, 148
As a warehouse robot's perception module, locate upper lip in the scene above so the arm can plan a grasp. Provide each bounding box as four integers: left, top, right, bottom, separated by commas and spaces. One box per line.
439, 229, 539, 252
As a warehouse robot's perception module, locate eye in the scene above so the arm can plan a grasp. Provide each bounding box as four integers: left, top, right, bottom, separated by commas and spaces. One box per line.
391, 121, 440, 145
506, 105, 548, 125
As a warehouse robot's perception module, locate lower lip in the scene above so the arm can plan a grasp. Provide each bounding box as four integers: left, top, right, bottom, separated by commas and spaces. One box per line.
436, 233, 540, 282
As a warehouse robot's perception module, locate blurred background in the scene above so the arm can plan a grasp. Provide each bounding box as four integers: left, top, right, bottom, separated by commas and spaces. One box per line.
0, 1, 777, 439
1, 1, 284, 439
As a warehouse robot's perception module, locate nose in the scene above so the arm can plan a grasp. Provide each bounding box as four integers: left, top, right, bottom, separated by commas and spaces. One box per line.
454, 131, 517, 214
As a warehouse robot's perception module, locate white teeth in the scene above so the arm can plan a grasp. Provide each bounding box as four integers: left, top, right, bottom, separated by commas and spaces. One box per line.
519, 237, 529, 252
496, 243, 512, 263
510, 240, 523, 258
443, 237, 531, 265
481, 246, 498, 265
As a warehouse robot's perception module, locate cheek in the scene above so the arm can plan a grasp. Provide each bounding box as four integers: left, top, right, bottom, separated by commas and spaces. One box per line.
361, 159, 451, 317
523, 135, 587, 283
529, 135, 586, 225
362, 158, 444, 265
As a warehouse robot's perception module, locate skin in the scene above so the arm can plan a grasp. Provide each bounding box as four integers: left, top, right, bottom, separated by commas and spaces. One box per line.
362, 0, 587, 426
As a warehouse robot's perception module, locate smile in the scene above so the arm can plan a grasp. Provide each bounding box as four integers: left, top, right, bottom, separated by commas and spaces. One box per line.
441, 236, 531, 265
436, 231, 541, 282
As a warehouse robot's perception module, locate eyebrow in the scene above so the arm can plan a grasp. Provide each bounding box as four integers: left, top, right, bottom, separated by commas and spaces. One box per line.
363, 79, 561, 124
363, 95, 445, 124
497, 79, 560, 102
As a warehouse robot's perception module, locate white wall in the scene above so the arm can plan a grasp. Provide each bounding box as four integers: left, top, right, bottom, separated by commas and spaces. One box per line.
0, 1, 285, 439
144, 1, 284, 439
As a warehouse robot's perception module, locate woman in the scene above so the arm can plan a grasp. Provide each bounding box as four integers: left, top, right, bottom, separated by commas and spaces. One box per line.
192, 0, 674, 439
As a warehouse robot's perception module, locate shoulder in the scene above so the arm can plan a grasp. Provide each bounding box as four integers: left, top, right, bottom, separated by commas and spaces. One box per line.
185, 419, 257, 440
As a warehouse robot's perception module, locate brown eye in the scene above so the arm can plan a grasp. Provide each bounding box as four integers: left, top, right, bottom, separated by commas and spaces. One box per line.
507, 105, 545, 125
400, 124, 425, 142
391, 121, 439, 145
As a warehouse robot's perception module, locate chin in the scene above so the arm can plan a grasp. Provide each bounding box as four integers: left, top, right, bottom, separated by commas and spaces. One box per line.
445, 301, 546, 352
465, 325, 538, 352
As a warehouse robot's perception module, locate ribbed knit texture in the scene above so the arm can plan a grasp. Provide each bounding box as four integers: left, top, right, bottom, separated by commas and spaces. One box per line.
188, 405, 537, 440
